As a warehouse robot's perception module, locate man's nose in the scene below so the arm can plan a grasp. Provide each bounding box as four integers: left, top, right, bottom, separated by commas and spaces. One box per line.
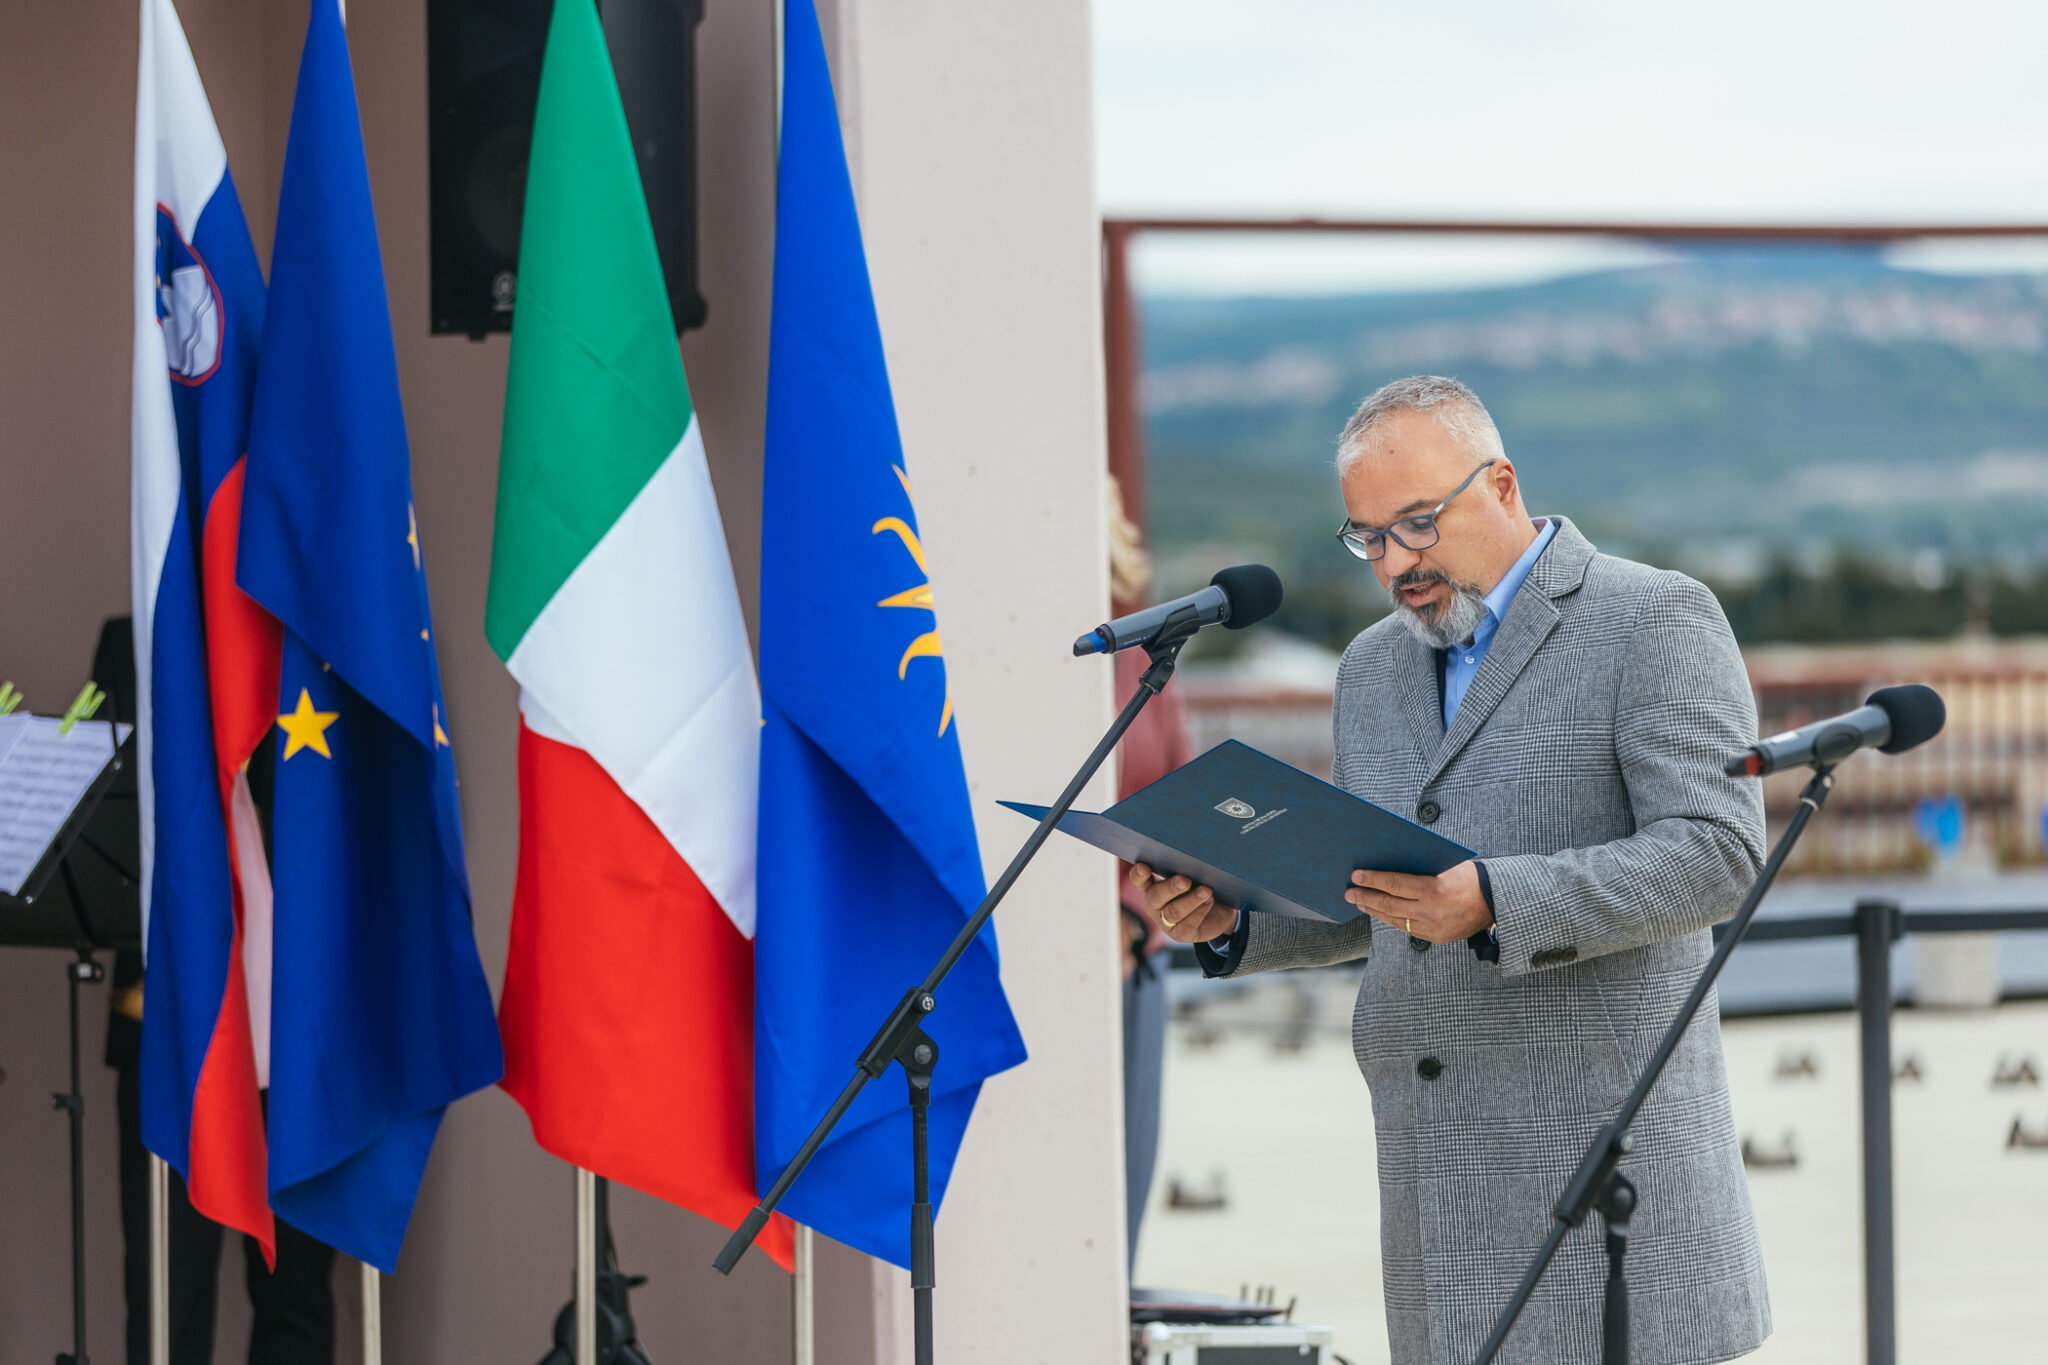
1379, 540, 1422, 581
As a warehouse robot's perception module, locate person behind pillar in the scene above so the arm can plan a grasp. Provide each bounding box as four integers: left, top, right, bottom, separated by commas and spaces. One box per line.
1104, 477, 1197, 1277
1132, 377, 1771, 1364
91, 617, 339, 1365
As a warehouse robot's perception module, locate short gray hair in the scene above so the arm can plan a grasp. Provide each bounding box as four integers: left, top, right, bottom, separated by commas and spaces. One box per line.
1335, 375, 1506, 477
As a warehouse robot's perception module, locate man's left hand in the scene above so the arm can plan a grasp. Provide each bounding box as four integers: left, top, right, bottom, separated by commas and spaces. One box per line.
1347, 861, 1492, 944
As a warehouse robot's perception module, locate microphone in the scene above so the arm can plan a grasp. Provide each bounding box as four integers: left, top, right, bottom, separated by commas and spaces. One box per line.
1073, 564, 1283, 656
1724, 684, 1946, 777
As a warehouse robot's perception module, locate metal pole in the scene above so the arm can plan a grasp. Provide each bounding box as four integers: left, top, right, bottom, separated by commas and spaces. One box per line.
909, 1070, 934, 1365
793, 1225, 815, 1365
1100, 213, 2048, 242
576, 1167, 597, 1365
1855, 899, 1900, 1365
149, 1154, 169, 1365
361, 1261, 382, 1365
64, 955, 91, 1364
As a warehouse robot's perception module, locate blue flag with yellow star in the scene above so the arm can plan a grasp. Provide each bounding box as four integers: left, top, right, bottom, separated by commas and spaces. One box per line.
753, 0, 1027, 1268
235, 0, 501, 1273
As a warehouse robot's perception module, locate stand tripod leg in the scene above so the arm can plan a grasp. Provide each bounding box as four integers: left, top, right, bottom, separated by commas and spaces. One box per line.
1597, 1174, 1636, 1365
898, 1030, 939, 1365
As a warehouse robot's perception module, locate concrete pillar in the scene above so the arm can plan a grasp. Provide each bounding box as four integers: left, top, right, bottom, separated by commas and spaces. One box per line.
816, 2, 1128, 1362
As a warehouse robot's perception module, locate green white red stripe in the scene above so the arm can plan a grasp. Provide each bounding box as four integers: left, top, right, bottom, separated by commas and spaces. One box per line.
485, 0, 787, 1266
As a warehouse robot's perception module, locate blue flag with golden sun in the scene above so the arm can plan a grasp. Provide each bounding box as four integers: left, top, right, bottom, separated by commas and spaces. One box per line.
234, 0, 501, 1274
755, 0, 1027, 1268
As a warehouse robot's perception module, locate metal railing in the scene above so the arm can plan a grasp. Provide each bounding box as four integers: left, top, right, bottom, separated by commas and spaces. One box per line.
1712, 900, 2048, 1365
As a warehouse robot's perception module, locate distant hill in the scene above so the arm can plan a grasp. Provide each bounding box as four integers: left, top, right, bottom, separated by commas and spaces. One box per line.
1141, 247, 2048, 622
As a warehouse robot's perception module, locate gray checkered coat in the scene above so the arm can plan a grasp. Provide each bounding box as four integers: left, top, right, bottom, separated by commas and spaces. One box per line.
1218, 518, 1770, 1365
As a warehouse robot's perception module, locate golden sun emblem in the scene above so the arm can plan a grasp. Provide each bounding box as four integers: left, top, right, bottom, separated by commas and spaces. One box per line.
872, 466, 954, 737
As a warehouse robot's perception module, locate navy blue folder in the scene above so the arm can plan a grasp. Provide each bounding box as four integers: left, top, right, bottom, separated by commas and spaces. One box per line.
1001, 739, 1475, 924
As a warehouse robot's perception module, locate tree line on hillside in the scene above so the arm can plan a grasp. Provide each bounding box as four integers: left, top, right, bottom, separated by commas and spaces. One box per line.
1206, 551, 2048, 659
1708, 553, 2048, 643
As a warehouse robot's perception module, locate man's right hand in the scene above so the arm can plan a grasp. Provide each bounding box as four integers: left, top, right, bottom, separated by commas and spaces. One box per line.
1129, 863, 1240, 943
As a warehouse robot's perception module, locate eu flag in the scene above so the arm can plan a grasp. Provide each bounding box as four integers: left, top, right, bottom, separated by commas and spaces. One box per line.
754, 0, 1029, 1267
235, 0, 502, 1272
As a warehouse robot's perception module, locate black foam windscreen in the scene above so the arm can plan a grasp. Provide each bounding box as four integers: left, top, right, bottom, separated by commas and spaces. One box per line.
1212, 564, 1284, 631
1868, 684, 1946, 755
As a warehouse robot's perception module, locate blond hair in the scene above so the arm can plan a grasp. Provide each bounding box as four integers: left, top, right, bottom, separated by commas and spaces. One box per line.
1107, 475, 1151, 606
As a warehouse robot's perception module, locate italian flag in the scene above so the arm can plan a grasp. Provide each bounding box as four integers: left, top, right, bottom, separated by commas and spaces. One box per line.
485, 0, 789, 1266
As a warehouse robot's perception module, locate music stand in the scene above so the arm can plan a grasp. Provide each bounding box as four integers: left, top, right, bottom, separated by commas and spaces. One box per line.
3, 710, 138, 1365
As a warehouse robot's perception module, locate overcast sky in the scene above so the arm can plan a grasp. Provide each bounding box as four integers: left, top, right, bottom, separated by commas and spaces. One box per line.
1092, 0, 2048, 292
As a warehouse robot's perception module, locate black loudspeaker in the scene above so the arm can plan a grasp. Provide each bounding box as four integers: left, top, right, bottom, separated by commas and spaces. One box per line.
601, 0, 707, 332
428, 0, 707, 339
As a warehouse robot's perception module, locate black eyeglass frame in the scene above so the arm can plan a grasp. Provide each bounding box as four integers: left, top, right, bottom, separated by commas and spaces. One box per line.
1335, 458, 1499, 562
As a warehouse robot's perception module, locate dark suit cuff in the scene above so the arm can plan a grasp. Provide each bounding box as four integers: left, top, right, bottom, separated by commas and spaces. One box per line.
1194, 911, 1252, 978
1466, 861, 1500, 963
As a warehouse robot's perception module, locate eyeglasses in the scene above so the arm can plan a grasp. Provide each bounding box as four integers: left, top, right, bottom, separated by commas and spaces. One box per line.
1335, 459, 1497, 562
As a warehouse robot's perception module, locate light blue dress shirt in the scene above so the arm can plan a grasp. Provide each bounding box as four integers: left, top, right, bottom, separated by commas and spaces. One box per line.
1442, 518, 1559, 728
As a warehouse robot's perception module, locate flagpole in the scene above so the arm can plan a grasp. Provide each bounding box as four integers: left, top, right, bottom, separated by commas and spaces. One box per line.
361, 1260, 382, 1365
575, 1167, 597, 1365
769, 35, 807, 1365
149, 1154, 169, 1365
793, 1224, 815, 1365
326, 21, 374, 1365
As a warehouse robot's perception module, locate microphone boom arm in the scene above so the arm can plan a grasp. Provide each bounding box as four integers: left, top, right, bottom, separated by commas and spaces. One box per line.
714, 623, 1200, 1365
1473, 761, 1840, 1365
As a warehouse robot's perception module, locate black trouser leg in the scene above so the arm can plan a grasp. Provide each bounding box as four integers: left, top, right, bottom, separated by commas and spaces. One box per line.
243, 1215, 336, 1365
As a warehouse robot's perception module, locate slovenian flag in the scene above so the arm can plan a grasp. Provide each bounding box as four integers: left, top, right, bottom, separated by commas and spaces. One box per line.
234, 0, 502, 1273
485, 0, 788, 1265
754, 0, 1028, 1266
131, 0, 280, 1264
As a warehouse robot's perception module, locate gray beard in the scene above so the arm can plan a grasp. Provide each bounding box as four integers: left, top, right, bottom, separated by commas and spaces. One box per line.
1390, 579, 1489, 650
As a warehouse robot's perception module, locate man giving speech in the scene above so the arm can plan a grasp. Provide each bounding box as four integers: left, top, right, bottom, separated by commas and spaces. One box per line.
1135, 376, 1770, 1365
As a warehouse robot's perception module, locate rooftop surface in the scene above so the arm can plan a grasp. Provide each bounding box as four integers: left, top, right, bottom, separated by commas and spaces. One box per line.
1136, 976, 2048, 1363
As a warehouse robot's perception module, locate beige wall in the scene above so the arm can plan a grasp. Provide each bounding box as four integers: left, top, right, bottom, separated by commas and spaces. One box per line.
0, 2, 1116, 1361
2, 3, 197, 1358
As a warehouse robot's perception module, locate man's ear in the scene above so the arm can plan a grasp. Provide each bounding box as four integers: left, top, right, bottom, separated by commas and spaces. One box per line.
1490, 458, 1519, 508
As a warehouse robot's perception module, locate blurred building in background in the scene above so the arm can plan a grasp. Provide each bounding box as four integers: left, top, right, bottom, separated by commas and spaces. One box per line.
1181, 633, 2048, 878
1748, 637, 2048, 874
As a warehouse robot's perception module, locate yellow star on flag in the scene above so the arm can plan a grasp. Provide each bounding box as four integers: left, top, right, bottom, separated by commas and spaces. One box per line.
278, 688, 340, 760
407, 502, 421, 570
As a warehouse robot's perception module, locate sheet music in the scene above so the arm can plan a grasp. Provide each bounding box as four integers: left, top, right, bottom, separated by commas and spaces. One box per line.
0, 715, 130, 898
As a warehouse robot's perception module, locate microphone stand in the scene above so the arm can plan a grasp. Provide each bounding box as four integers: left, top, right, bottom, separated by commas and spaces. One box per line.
1472, 761, 1840, 1365
714, 620, 1201, 1365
